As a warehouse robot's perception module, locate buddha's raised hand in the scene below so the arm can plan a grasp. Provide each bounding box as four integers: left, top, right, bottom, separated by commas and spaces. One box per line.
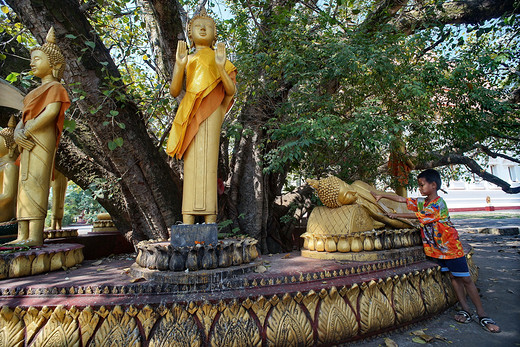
176, 41, 188, 67
215, 42, 226, 69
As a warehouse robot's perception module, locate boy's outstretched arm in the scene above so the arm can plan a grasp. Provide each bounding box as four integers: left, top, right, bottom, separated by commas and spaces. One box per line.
387, 212, 418, 220
370, 191, 407, 203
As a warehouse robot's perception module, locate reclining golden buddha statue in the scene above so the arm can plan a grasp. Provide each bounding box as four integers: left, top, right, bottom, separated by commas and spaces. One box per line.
303, 176, 417, 254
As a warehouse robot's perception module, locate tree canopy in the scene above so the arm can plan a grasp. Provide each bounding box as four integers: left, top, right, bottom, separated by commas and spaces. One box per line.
1, 0, 519, 252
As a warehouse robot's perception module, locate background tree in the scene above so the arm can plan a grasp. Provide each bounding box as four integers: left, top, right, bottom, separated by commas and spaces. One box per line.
1, 0, 518, 252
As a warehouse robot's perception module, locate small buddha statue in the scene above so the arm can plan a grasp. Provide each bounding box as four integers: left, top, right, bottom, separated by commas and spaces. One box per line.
10, 27, 71, 246
0, 116, 19, 222
166, 7, 237, 224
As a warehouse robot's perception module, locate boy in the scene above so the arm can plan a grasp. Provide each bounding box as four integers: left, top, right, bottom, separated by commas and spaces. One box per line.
371, 169, 500, 333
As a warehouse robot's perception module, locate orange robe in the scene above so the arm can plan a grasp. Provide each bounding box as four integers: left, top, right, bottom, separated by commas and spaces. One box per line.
166, 47, 237, 159
17, 82, 70, 220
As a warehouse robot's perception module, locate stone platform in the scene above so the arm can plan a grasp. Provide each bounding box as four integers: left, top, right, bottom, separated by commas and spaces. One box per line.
0, 242, 477, 346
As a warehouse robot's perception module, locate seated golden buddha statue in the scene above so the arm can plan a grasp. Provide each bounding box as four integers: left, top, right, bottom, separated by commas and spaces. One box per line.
10, 27, 71, 246
166, 7, 237, 225
305, 176, 412, 237
0, 116, 19, 223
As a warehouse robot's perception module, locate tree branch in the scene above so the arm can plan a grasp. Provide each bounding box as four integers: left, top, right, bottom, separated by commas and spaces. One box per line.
474, 144, 520, 165
396, 0, 520, 34
415, 153, 520, 194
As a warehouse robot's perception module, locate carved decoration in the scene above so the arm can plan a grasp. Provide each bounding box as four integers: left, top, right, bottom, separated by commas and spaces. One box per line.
32, 305, 79, 347
393, 274, 425, 324
358, 280, 395, 334
196, 301, 219, 337
440, 271, 457, 305
149, 304, 201, 347
0, 307, 24, 347
137, 305, 159, 340
318, 287, 358, 345
302, 290, 319, 319
91, 305, 141, 346
251, 296, 272, 327
23, 306, 51, 342
266, 293, 313, 347
210, 300, 261, 347
420, 268, 446, 314
78, 306, 99, 347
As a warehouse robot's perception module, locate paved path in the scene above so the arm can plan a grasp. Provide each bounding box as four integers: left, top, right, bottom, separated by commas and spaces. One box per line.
355, 217, 520, 346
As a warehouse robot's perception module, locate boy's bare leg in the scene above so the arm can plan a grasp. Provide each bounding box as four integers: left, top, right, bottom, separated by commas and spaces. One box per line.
452, 276, 500, 332
450, 275, 471, 320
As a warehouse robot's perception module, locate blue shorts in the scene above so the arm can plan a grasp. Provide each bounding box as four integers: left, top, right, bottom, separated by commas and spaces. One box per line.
434, 257, 470, 277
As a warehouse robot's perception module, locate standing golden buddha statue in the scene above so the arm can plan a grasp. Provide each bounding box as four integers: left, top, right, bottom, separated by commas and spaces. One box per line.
11, 27, 71, 246
166, 8, 237, 225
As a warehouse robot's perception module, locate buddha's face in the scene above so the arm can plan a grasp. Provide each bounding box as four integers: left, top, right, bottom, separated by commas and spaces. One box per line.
190, 17, 215, 47
30, 50, 52, 79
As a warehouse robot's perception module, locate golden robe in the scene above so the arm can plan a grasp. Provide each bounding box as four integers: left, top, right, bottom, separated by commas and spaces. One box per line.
17, 82, 70, 220
166, 47, 237, 216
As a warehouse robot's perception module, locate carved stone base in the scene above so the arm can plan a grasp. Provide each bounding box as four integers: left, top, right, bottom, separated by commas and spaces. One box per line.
0, 243, 84, 279
0, 244, 477, 346
135, 238, 259, 272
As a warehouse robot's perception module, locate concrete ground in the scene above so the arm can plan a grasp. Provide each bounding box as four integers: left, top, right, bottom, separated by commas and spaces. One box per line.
355, 215, 520, 347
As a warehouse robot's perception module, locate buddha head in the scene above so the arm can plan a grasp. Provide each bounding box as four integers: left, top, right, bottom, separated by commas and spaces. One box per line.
307, 176, 357, 208
187, 7, 216, 49
30, 27, 65, 80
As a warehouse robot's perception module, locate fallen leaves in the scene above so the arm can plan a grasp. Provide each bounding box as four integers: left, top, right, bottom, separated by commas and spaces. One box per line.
255, 265, 267, 273
410, 329, 447, 344
384, 337, 398, 347
130, 277, 145, 283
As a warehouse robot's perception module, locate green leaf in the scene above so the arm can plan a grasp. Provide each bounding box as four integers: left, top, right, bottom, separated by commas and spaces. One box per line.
114, 137, 124, 147
118, 122, 126, 129
65, 34, 77, 39
411, 337, 427, 344
0, 53, 6, 60
63, 119, 76, 133
5, 72, 19, 83
108, 141, 117, 151
110, 110, 119, 117
85, 41, 95, 49
1, 6, 9, 14
102, 121, 110, 126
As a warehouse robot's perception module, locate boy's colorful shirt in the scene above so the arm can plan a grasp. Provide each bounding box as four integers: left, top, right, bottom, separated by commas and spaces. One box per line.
406, 197, 464, 259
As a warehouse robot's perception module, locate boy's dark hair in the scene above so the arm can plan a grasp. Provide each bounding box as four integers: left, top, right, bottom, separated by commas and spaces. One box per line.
418, 169, 441, 190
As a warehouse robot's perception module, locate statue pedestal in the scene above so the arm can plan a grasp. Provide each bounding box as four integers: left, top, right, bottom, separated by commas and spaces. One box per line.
170, 223, 218, 247
0, 243, 84, 279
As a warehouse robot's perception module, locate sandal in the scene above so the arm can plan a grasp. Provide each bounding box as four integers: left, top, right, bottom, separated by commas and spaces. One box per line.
477, 316, 501, 333
454, 310, 472, 324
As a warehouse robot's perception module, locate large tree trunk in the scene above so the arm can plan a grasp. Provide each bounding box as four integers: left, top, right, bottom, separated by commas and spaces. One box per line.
7, 0, 183, 240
